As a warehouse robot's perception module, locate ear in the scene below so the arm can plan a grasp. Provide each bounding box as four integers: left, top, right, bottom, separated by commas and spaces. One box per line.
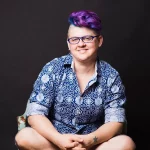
67, 41, 71, 50
98, 35, 103, 47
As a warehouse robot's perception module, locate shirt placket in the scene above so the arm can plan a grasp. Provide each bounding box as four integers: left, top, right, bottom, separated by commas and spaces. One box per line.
72, 67, 98, 129
75, 96, 82, 128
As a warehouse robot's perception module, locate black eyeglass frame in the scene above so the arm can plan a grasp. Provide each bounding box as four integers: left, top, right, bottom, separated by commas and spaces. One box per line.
67, 35, 100, 44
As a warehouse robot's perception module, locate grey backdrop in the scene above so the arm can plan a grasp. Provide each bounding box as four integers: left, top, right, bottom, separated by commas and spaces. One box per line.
1, 0, 150, 149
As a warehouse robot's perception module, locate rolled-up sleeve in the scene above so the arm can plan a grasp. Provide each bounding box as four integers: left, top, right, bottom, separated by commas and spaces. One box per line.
26, 61, 56, 117
104, 73, 127, 123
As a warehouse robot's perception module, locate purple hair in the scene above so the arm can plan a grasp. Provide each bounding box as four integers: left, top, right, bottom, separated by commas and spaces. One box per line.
68, 10, 102, 34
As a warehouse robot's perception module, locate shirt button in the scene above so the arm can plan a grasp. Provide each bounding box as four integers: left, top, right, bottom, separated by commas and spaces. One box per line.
76, 109, 80, 114
75, 119, 78, 125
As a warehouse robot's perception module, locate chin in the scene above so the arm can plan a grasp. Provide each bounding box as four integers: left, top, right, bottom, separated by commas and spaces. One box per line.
71, 52, 96, 62
75, 55, 92, 62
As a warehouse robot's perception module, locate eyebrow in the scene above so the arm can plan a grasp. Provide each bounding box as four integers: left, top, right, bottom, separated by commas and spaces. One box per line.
68, 35, 95, 38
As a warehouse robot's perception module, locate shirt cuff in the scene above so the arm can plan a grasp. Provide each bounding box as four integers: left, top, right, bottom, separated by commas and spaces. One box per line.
26, 102, 49, 117
105, 108, 126, 123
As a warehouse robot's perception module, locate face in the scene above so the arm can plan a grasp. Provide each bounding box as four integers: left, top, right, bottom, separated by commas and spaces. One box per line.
67, 25, 103, 63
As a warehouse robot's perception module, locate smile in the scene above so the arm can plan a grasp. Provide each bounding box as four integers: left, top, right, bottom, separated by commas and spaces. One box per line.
78, 49, 88, 53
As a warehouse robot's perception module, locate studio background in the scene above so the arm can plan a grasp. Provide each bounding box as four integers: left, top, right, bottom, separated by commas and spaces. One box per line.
0, 0, 150, 149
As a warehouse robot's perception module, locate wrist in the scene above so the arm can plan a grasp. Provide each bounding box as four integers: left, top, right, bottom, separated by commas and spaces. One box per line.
50, 132, 62, 145
88, 133, 98, 146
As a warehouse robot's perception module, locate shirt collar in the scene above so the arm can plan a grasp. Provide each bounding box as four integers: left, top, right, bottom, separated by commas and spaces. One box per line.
64, 53, 101, 76
64, 53, 73, 66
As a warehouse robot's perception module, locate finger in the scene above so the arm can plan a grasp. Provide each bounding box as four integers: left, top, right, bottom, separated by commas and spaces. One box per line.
72, 148, 86, 150
72, 136, 84, 143
65, 142, 79, 148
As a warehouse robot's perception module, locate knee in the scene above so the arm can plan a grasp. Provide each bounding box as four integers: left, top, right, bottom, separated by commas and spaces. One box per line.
15, 127, 32, 149
117, 135, 136, 150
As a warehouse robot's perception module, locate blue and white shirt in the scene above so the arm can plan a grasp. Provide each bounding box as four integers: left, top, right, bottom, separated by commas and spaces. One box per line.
26, 53, 126, 134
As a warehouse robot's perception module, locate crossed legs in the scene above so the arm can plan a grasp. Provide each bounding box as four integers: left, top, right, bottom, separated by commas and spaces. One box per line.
15, 127, 59, 150
15, 127, 136, 150
92, 135, 136, 150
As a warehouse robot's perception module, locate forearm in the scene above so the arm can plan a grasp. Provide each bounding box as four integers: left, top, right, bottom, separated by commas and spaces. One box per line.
28, 115, 60, 144
88, 122, 124, 146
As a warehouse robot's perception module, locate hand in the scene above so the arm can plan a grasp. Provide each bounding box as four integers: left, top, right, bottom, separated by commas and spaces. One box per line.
76, 134, 95, 150
53, 134, 84, 150
69, 143, 87, 150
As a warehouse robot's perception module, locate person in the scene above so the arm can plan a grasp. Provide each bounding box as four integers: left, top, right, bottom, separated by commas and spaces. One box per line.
15, 10, 136, 150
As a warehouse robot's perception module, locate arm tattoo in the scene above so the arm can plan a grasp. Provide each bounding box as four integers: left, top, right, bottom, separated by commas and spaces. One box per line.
93, 136, 98, 143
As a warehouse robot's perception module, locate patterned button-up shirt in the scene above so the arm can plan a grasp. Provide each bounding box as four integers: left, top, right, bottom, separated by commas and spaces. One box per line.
26, 53, 126, 134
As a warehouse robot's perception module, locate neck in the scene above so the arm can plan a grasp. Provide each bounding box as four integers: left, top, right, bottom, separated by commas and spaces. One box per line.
73, 59, 96, 75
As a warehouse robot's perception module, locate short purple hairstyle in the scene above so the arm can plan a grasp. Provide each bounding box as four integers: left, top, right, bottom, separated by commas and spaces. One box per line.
68, 10, 102, 34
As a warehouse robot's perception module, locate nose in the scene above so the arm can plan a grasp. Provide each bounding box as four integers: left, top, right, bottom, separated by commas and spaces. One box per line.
78, 39, 86, 46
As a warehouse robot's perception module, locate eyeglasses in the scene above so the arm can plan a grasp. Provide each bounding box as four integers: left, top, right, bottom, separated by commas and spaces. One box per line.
67, 35, 99, 44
